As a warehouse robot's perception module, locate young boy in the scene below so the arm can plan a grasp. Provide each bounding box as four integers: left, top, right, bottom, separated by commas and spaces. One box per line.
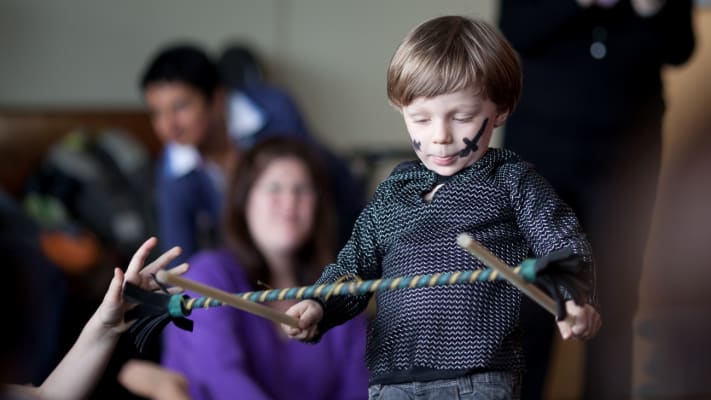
283, 15, 601, 399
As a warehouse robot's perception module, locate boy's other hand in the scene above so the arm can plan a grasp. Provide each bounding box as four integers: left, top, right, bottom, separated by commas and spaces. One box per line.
556, 300, 602, 340
282, 299, 323, 341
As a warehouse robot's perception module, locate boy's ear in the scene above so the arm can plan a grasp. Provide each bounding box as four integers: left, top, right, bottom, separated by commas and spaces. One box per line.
494, 110, 509, 127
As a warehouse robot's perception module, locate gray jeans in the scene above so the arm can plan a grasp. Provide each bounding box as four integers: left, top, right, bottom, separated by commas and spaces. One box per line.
367, 371, 520, 400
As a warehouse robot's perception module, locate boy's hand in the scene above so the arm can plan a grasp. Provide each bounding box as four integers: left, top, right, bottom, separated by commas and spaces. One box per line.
282, 299, 323, 341
556, 300, 602, 340
97, 237, 188, 333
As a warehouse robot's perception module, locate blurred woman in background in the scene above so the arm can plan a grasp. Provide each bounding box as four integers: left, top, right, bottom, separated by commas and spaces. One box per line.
162, 137, 368, 400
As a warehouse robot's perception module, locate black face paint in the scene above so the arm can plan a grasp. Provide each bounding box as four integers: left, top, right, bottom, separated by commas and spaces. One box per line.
458, 118, 489, 158
412, 139, 422, 152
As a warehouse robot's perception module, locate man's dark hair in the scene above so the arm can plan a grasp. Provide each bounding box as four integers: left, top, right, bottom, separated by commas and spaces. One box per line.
140, 44, 220, 101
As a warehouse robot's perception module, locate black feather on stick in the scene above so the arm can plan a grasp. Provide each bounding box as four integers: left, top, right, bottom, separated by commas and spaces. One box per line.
530, 246, 592, 319
123, 282, 193, 353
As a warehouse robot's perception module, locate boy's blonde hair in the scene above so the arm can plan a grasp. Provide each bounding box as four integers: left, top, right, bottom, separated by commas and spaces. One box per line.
387, 15, 521, 113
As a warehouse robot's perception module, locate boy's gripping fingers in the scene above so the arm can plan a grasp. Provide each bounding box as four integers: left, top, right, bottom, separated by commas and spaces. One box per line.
556, 300, 602, 340
282, 300, 323, 341
577, 303, 602, 339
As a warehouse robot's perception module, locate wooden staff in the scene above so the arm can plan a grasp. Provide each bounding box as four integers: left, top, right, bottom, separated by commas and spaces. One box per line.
457, 233, 573, 324
155, 270, 299, 328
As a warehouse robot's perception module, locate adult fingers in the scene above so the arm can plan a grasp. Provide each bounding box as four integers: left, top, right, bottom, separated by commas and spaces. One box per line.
140, 246, 182, 277
125, 237, 158, 279
103, 267, 125, 305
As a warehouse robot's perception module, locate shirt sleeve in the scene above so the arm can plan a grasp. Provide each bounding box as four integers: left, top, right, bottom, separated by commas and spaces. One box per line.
314, 190, 384, 336
157, 174, 197, 267
508, 162, 597, 306
156, 169, 220, 268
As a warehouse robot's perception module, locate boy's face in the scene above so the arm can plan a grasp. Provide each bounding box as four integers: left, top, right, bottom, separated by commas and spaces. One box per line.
144, 81, 215, 147
401, 88, 508, 176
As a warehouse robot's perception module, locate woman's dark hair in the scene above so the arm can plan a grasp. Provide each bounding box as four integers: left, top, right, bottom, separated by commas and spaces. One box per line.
223, 137, 336, 287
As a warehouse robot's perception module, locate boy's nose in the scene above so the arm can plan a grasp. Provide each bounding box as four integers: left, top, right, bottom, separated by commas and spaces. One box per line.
432, 122, 453, 144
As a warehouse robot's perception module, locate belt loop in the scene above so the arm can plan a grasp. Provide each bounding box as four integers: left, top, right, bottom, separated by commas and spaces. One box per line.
457, 374, 473, 394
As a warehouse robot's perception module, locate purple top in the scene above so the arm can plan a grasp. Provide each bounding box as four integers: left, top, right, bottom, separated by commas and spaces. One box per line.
162, 249, 369, 400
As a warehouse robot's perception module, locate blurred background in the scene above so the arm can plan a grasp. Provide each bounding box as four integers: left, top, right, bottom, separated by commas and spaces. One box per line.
0, 0, 500, 150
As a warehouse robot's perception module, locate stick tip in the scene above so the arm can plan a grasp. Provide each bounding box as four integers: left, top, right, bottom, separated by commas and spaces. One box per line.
457, 233, 472, 247
155, 269, 169, 284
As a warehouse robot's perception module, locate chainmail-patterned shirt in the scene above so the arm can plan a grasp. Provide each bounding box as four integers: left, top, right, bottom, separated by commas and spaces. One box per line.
316, 148, 594, 385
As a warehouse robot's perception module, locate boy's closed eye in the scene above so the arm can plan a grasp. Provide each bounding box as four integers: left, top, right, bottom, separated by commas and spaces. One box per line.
452, 114, 474, 122
410, 116, 430, 124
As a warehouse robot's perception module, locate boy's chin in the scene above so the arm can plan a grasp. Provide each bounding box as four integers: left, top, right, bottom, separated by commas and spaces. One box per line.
426, 164, 461, 176
425, 160, 467, 176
